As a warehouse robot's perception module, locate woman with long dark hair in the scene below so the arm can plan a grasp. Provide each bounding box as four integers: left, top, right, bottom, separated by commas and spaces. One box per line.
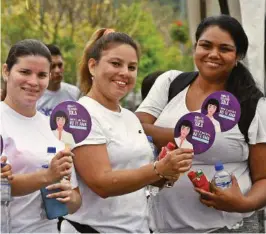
136, 15, 266, 233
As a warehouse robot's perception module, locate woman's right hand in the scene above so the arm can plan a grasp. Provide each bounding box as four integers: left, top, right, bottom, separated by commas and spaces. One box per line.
156, 148, 193, 178
1, 156, 13, 181
46, 150, 74, 183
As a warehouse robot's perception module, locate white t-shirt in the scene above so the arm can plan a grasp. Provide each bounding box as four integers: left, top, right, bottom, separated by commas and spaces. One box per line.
66, 96, 153, 233
0, 102, 78, 233
37, 82, 80, 116
136, 70, 266, 232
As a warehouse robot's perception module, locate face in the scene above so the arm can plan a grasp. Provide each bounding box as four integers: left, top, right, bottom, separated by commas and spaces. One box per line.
3, 55, 50, 108
194, 26, 238, 81
50, 55, 64, 84
180, 125, 191, 138
56, 116, 66, 129
207, 104, 217, 116
89, 43, 138, 102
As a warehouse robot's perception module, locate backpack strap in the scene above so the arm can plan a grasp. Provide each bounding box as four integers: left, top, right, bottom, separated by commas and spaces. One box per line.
168, 72, 198, 103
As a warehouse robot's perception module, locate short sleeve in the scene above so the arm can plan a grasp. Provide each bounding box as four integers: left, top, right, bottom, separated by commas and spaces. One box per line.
248, 98, 266, 144
74, 115, 107, 148
136, 70, 182, 118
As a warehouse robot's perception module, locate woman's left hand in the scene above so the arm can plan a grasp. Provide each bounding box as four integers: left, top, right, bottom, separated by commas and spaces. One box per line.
195, 175, 248, 212
45, 179, 73, 203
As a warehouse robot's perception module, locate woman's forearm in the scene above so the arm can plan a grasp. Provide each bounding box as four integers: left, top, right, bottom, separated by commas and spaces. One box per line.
11, 170, 53, 196
242, 179, 266, 212
142, 123, 175, 150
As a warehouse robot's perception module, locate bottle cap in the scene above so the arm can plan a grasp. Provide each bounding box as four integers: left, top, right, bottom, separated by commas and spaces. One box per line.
215, 161, 224, 171
166, 142, 176, 150
47, 147, 56, 154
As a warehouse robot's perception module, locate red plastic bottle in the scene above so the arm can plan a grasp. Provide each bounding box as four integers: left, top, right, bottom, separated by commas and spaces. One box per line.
187, 170, 210, 192
157, 142, 176, 188
158, 142, 176, 160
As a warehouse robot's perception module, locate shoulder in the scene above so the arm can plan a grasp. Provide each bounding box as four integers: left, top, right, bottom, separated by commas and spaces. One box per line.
61, 82, 80, 97
156, 70, 184, 84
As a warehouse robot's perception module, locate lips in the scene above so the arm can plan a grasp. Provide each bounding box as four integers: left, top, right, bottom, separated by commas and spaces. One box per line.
21, 87, 39, 94
113, 80, 127, 88
204, 61, 222, 68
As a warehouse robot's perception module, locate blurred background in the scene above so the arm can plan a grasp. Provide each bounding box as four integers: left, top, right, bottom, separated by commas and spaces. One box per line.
1, 0, 265, 110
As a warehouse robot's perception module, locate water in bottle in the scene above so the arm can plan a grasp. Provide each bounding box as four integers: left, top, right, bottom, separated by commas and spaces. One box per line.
212, 161, 232, 189
40, 147, 68, 220
1, 162, 12, 233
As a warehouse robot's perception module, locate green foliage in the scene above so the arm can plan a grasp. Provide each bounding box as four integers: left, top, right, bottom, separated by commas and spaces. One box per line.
2, 0, 193, 93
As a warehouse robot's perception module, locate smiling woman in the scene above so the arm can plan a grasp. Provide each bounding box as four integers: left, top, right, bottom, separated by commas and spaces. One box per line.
136, 15, 266, 233
61, 29, 194, 233
0, 39, 81, 233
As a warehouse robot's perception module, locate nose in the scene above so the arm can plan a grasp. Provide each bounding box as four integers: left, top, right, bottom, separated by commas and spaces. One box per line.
118, 65, 129, 76
54, 65, 61, 73
27, 74, 38, 87
208, 48, 220, 59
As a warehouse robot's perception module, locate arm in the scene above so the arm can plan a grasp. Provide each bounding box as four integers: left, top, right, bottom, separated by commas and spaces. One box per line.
195, 143, 266, 213
136, 112, 175, 150
243, 143, 266, 211
73, 144, 193, 198
11, 151, 73, 196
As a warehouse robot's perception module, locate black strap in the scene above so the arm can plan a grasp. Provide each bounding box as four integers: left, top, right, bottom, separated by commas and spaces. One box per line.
168, 72, 198, 103
58, 217, 99, 233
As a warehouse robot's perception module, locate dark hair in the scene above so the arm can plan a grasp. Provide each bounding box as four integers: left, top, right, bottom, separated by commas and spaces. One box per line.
5, 39, 51, 71
204, 98, 220, 113
178, 120, 193, 136
53, 110, 69, 128
141, 71, 165, 100
195, 15, 264, 143
79, 30, 140, 95
45, 44, 62, 57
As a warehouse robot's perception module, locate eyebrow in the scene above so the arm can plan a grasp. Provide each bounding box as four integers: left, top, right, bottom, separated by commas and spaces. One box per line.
109, 57, 138, 65
199, 40, 235, 49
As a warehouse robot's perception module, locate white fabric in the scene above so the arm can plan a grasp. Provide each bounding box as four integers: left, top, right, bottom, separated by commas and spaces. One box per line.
136, 70, 266, 232
52, 129, 75, 148
37, 82, 80, 116
0, 102, 78, 233
66, 96, 153, 233
174, 137, 194, 150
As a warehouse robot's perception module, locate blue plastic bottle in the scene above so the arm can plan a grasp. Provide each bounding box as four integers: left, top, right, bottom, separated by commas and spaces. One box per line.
212, 161, 232, 190
40, 147, 68, 220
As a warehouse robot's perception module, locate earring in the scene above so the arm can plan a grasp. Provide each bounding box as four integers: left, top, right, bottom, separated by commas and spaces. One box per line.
91, 76, 94, 80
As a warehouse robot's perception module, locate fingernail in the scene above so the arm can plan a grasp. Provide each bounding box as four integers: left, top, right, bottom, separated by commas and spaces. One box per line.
46, 194, 51, 198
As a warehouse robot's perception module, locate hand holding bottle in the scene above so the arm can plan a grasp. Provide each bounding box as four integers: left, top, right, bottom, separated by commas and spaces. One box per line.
46, 150, 74, 183
155, 147, 193, 178
45, 179, 73, 203
1, 156, 13, 181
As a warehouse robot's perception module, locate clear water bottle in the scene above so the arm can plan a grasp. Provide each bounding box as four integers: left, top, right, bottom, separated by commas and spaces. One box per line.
40, 147, 68, 220
1, 162, 12, 233
212, 161, 232, 189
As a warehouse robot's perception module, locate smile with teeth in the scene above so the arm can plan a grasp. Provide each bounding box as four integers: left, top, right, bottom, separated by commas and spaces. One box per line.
21, 87, 38, 93
114, 81, 127, 87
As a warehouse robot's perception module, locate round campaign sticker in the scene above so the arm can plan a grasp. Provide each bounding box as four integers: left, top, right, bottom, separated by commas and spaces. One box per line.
201, 91, 241, 132
174, 112, 216, 154
50, 101, 92, 148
